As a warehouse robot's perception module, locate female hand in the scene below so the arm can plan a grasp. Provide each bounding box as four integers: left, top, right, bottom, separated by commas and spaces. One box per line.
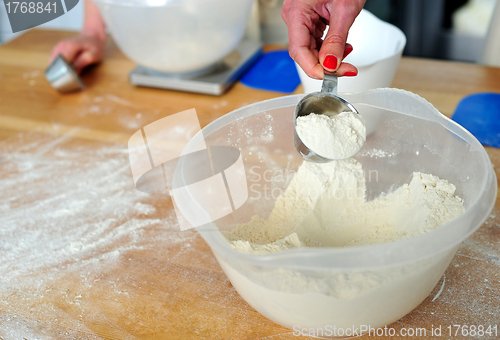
282, 0, 366, 79
48, 0, 106, 74
49, 34, 105, 74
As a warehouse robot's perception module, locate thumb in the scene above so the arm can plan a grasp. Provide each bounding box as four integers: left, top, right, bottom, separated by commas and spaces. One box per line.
319, 10, 357, 72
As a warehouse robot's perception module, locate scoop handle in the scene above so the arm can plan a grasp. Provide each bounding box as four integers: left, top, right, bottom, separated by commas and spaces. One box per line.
321, 74, 338, 95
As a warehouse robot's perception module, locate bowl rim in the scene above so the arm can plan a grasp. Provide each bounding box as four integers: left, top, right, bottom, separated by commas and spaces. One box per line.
174, 89, 497, 270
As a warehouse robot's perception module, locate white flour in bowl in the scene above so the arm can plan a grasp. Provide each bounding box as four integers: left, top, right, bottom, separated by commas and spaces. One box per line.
224, 159, 465, 254
225, 111, 465, 254
296, 112, 366, 159
219, 109, 467, 333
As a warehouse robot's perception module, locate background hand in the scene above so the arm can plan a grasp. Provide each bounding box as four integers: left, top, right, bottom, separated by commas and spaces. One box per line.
49, 34, 105, 74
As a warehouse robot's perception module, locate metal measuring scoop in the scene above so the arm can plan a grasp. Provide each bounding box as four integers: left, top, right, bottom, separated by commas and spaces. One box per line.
294, 74, 359, 163
45, 55, 85, 93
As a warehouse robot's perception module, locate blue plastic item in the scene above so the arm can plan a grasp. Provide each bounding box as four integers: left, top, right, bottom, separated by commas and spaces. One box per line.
240, 50, 301, 93
452, 92, 500, 148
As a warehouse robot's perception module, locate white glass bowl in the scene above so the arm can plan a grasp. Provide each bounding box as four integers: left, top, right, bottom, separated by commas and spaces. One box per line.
94, 0, 253, 73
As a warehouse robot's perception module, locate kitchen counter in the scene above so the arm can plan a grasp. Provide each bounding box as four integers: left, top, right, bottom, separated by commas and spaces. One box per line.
0, 29, 499, 340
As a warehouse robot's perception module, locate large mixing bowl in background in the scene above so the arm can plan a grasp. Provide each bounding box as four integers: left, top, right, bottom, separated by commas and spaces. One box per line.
297, 9, 407, 93
173, 89, 496, 335
94, 0, 254, 73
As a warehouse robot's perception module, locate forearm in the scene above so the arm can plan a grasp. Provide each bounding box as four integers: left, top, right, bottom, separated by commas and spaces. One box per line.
81, 0, 106, 43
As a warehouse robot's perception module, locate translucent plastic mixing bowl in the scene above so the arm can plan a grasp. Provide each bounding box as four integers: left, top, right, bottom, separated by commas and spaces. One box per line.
173, 89, 496, 336
94, 0, 253, 73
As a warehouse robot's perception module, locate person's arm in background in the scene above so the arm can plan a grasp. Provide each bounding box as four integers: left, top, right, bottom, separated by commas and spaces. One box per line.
49, 0, 106, 74
282, 0, 366, 79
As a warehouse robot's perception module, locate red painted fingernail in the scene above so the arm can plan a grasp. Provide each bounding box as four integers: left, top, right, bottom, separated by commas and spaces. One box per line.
344, 71, 357, 77
343, 45, 353, 59
323, 55, 338, 70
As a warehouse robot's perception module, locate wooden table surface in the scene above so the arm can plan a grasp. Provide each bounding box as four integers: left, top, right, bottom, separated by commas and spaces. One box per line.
0, 29, 499, 340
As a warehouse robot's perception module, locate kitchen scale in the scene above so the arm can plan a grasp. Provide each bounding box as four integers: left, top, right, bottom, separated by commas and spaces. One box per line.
129, 40, 262, 95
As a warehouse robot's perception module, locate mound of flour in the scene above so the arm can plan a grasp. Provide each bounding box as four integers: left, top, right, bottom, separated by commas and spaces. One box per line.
296, 112, 366, 159
225, 109, 464, 254
224, 159, 465, 254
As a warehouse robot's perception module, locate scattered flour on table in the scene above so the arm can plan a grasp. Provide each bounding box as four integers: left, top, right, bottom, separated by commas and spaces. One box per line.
0, 132, 196, 339
296, 111, 366, 159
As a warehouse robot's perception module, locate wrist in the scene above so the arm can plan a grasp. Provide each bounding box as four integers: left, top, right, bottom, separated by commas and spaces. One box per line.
80, 28, 106, 44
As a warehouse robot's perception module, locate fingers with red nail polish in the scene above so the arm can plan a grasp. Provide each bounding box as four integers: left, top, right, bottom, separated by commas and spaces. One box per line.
336, 62, 358, 77
322, 44, 358, 77
323, 54, 338, 71
282, 0, 366, 80
343, 43, 354, 59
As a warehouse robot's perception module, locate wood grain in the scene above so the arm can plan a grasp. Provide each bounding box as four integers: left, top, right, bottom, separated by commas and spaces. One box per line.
0, 29, 499, 340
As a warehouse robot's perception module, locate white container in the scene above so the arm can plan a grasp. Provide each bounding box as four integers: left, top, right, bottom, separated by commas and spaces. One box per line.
297, 9, 407, 93
94, 0, 254, 73
173, 89, 496, 336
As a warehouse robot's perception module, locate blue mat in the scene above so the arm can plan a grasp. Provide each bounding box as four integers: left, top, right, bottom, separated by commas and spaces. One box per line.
240, 50, 301, 93
452, 92, 500, 147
